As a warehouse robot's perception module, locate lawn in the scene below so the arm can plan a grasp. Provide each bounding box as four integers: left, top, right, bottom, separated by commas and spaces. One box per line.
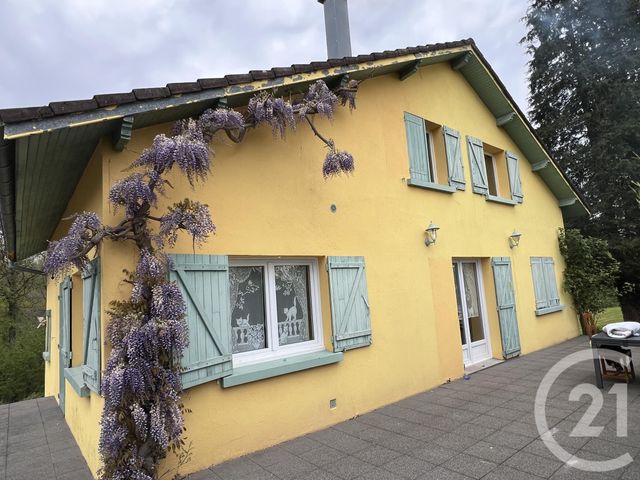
595, 306, 624, 330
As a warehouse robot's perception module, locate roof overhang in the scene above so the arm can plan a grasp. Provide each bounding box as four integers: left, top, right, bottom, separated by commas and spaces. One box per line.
0, 40, 589, 261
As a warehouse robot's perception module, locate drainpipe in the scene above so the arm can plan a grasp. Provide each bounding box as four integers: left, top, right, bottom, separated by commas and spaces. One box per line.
317, 0, 353, 59
0, 124, 16, 261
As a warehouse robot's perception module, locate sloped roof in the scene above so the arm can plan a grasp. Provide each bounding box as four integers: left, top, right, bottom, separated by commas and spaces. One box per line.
0, 39, 589, 261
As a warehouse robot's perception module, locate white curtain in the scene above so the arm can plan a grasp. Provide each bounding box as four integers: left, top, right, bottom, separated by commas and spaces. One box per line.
462, 264, 480, 318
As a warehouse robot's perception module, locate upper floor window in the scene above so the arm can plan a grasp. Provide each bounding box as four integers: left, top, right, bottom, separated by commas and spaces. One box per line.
467, 136, 523, 205
404, 112, 465, 193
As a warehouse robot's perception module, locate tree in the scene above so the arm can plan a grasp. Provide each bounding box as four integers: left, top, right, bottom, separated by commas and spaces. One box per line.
0, 233, 46, 404
43, 80, 359, 480
523, 0, 640, 319
558, 228, 619, 334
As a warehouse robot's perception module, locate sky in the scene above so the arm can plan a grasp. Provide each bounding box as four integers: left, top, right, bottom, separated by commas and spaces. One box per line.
0, 0, 532, 114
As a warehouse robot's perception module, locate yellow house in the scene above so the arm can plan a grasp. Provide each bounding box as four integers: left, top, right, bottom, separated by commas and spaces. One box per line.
0, 39, 588, 477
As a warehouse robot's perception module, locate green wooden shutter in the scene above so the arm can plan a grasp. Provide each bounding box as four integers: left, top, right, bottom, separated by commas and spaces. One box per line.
81, 259, 101, 394
169, 254, 232, 389
327, 256, 372, 352
443, 126, 465, 190
404, 112, 432, 184
542, 257, 560, 307
466, 136, 488, 194
530, 257, 549, 309
491, 257, 521, 359
506, 151, 523, 203
59, 277, 72, 413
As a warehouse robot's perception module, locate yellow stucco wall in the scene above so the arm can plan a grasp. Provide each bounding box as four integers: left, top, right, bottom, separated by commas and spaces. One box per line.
44, 61, 580, 478
43, 145, 105, 473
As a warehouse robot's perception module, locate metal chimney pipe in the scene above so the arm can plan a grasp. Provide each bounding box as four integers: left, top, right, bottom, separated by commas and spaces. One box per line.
317, 0, 352, 59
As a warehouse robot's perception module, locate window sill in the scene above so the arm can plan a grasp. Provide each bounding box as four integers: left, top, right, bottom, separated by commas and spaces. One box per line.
221, 350, 343, 388
485, 195, 518, 206
64, 367, 90, 397
407, 179, 456, 194
536, 304, 565, 316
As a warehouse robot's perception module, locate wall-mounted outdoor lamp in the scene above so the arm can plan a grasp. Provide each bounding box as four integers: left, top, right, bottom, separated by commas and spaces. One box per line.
425, 222, 440, 247
509, 229, 522, 249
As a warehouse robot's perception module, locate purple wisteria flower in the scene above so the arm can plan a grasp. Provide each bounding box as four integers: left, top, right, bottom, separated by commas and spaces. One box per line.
44, 212, 103, 278
336, 79, 359, 110
322, 150, 355, 178
159, 199, 215, 247
108, 173, 157, 216
133, 124, 210, 186
247, 92, 295, 138
130, 404, 148, 441
300, 80, 338, 119
151, 282, 186, 320
199, 108, 245, 141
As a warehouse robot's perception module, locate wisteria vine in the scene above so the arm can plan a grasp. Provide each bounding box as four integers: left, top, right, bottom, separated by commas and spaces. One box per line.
43, 79, 359, 480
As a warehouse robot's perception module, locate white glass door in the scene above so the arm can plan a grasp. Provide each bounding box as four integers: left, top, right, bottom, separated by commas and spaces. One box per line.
453, 260, 491, 366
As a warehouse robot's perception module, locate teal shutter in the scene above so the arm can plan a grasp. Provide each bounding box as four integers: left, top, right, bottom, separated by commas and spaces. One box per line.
327, 256, 372, 352
404, 112, 432, 184
58, 277, 72, 413
491, 257, 521, 359
81, 259, 101, 394
542, 257, 560, 307
443, 126, 465, 190
506, 151, 523, 203
466, 136, 488, 194
530, 257, 549, 309
169, 254, 232, 389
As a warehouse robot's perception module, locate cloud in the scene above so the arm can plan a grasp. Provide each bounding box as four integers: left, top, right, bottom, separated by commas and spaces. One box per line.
0, 0, 531, 113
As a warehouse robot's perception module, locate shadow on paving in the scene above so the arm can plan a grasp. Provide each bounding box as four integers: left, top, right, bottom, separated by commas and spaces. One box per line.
0, 396, 92, 480
188, 336, 640, 480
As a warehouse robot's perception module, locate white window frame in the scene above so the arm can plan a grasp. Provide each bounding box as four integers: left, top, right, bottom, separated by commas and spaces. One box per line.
229, 257, 325, 367
425, 129, 438, 183
484, 152, 499, 196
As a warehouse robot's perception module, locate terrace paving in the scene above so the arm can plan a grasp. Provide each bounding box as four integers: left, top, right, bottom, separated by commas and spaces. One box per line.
3, 336, 639, 479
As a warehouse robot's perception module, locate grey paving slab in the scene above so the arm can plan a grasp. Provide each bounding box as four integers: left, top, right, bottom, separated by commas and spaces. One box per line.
0, 396, 92, 480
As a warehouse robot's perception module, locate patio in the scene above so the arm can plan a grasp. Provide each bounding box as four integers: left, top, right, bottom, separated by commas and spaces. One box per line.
2, 336, 639, 479
189, 336, 640, 480
0, 396, 92, 480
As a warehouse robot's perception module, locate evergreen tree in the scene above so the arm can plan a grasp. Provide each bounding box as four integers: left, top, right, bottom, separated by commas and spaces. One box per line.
523, 0, 640, 319
0, 234, 46, 404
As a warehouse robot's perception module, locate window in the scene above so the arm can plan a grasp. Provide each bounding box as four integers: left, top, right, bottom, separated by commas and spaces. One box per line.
404, 112, 465, 192
484, 153, 498, 196
530, 257, 563, 315
424, 130, 437, 183
467, 137, 523, 204
229, 258, 324, 366
62, 258, 101, 398
41, 310, 51, 362
171, 254, 369, 388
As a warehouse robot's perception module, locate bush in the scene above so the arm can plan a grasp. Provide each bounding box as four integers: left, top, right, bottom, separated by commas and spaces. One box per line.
558, 228, 619, 317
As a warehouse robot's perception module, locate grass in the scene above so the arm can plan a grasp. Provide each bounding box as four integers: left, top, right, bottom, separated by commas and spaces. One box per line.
595, 306, 624, 330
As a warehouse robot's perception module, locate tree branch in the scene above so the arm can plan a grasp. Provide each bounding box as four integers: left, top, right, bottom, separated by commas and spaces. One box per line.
304, 116, 334, 149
